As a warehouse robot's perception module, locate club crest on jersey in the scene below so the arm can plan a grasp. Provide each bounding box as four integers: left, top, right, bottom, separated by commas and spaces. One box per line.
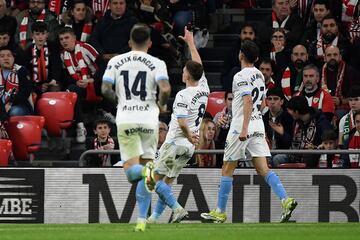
177, 102, 188, 108
313, 97, 319, 103
237, 81, 248, 87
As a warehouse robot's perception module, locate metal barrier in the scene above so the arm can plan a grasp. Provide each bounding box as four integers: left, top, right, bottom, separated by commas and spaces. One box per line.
78, 149, 360, 166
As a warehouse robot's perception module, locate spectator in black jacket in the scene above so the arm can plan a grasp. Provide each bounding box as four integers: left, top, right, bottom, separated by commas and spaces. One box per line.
0, 0, 17, 46
263, 88, 293, 150
271, 95, 333, 167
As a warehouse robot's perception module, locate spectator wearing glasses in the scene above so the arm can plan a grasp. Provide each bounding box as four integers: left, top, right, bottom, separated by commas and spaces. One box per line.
15, 0, 59, 49
269, 28, 290, 71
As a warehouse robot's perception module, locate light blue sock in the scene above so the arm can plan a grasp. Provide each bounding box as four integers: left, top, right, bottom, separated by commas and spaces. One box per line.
155, 180, 180, 210
265, 171, 288, 200
136, 179, 152, 219
153, 198, 166, 219
217, 176, 233, 213
125, 164, 143, 183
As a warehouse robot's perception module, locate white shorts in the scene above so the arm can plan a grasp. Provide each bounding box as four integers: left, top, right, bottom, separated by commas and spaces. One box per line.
154, 142, 194, 178
224, 132, 271, 162
117, 123, 158, 161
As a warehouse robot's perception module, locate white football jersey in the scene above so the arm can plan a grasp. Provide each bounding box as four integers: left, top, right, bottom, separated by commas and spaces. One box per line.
231, 67, 266, 133
103, 51, 169, 124
165, 74, 209, 145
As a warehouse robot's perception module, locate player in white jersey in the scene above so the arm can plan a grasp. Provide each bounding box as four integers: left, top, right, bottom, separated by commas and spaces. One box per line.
201, 40, 297, 223
143, 27, 209, 223
101, 24, 171, 232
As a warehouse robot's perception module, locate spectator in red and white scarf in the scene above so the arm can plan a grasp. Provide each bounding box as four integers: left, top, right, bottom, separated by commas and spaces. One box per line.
24, 21, 62, 95
15, 0, 59, 50
61, 0, 95, 43
308, 14, 351, 66
0, 46, 33, 116
297, 64, 335, 121
321, 45, 359, 119
58, 27, 100, 143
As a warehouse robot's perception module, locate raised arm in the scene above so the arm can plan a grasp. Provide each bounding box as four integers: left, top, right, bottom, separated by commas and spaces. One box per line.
179, 27, 202, 65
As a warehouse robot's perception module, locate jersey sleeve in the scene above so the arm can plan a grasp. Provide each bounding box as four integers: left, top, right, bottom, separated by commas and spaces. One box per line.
155, 60, 169, 82
173, 92, 191, 118
102, 59, 116, 85
233, 73, 251, 96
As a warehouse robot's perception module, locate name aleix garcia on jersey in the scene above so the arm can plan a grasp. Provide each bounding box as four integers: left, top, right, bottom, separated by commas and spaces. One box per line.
114, 56, 155, 71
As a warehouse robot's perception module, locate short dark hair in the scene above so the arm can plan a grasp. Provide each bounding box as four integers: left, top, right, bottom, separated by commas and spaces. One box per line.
266, 88, 284, 99
348, 85, 360, 98
185, 60, 203, 81
71, 0, 87, 9
354, 110, 360, 120
240, 40, 259, 64
31, 21, 48, 33
93, 119, 111, 130
58, 27, 75, 36
314, 0, 330, 9
321, 14, 338, 25
225, 90, 232, 100
303, 64, 320, 76
321, 129, 337, 142
287, 95, 311, 114
0, 46, 13, 54
130, 24, 151, 46
0, 29, 10, 36
240, 22, 257, 36
259, 58, 275, 70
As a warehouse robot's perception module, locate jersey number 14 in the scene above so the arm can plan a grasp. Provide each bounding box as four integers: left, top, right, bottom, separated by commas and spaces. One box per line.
121, 70, 147, 101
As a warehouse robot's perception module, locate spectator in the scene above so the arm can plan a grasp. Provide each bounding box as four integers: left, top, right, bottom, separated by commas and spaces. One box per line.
15, 0, 59, 49
276, 44, 309, 100
318, 129, 345, 168
24, 21, 61, 95
301, 0, 331, 47
196, 118, 216, 167
271, 95, 332, 167
270, 28, 291, 66
263, 88, 293, 150
90, 0, 110, 21
90, 0, 137, 63
158, 120, 168, 149
59, 27, 100, 143
259, 58, 277, 90
85, 118, 119, 166
0, 99, 8, 139
338, 86, 360, 146
321, 45, 359, 119
61, 0, 95, 43
344, 110, 360, 168
297, 64, 335, 121
213, 90, 232, 166
0, 0, 17, 46
221, 23, 257, 91
0, 46, 33, 116
308, 14, 351, 66
349, 3, 360, 70
260, 0, 303, 50
0, 29, 25, 65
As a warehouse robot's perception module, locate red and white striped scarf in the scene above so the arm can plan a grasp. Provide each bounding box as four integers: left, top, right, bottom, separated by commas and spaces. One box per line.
316, 34, 339, 59
0, 64, 21, 104
19, 9, 46, 49
305, 89, 325, 110
342, 0, 359, 29
62, 41, 99, 100
281, 67, 303, 100
270, 47, 276, 62
94, 136, 115, 166
93, 0, 110, 19
348, 130, 360, 167
321, 60, 345, 98
31, 43, 49, 83
65, 23, 93, 42
272, 11, 289, 28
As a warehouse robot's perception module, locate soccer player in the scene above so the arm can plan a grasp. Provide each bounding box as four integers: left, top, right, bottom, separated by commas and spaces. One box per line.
201, 40, 297, 223
144, 27, 209, 223
101, 23, 171, 232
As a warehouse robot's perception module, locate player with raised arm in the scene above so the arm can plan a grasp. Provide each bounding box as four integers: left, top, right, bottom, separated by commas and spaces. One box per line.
201, 40, 297, 223
144, 27, 209, 223
101, 23, 171, 232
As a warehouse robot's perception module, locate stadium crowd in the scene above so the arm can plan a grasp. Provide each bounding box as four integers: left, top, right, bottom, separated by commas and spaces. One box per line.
1, 0, 360, 168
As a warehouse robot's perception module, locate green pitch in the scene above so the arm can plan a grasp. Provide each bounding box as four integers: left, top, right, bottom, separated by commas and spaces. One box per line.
0, 223, 359, 240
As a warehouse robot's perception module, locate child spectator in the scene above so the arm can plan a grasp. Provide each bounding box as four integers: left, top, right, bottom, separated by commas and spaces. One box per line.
344, 110, 360, 168
196, 118, 216, 167
85, 119, 119, 167
318, 129, 344, 168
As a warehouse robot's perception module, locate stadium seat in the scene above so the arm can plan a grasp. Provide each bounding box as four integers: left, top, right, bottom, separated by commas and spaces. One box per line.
278, 163, 306, 168
85, 82, 102, 103
206, 91, 226, 117
0, 139, 12, 166
36, 92, 77, 137
5, 116, 45, 161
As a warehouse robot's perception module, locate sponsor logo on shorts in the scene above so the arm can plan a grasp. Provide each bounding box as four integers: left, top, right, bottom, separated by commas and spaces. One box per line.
248, 132, 264, 138
124, 127, 154, 136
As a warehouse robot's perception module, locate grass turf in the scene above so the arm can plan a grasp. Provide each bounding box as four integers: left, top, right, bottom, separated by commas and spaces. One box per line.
0, 223, 359, 240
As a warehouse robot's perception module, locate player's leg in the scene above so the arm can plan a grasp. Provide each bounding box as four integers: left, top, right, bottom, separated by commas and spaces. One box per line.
250, 137, 297, 222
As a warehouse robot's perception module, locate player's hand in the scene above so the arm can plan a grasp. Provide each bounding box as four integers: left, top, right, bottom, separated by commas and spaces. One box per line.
77, 79, 88, 88
239, 130, 248, 141
269, 121, 284, 135
217, 115, 228, 127
178, 27, 194, 46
